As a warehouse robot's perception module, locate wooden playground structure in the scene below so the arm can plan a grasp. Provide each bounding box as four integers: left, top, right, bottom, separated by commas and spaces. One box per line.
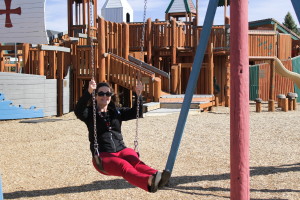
0, 0, 299, 115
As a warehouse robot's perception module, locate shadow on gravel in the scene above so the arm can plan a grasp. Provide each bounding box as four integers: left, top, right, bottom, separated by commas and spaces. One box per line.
4, 163, 300, 199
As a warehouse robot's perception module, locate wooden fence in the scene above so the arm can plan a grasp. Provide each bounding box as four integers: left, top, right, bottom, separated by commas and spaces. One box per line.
250, 60, 294, 101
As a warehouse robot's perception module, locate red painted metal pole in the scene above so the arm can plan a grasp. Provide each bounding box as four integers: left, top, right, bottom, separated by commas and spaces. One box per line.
230, 0, 250, 199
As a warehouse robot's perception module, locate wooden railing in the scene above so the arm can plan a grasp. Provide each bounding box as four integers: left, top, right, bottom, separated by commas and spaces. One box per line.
128, 19, 227, 51
107, 53, 161, 101
152, 21, 171, 48
76, 45, 98, 78
0, 44, 70, 79
129, 22, 149, 51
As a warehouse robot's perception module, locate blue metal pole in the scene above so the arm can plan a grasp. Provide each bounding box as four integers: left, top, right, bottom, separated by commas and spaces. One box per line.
0, 175, 3, 200
165, 0, 220, 173
291, 0, 300, 24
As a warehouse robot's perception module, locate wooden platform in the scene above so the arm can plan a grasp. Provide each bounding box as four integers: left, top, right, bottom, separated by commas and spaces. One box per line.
143, 94, 216, 112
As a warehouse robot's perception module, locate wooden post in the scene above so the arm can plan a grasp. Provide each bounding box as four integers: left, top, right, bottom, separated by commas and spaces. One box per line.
51, 51, 57, 79
154, 77, 161, 102
0, 46, 4, 72
254, 98, 262, 112
98, 17, 106, 82
268, 100, 275, 112
268, 59, 275, 111
38, 46, 44, 75
282, 98, 288, 112
123, 22, 129, 60
230, 0, 250, 199
83, 0, 87, 35
68, 0, 73, 37
293, 98, 297, 110
171, 18, 177, 65
16, 59, 21, 73
129, 89, 133, 108
147, 18, 152, 64
106, 53, 111, 82
22, 43, 30, 74
171, 65, 179, 94
288, 98, 294, 111
256, 102, 261, 112
208, 42, 214, 94
57, 51, 64, 117
225, 55, 230, 107
276, 94, 285, 108
112, 83, 118, 95
215, 96, 219, 107
118, 23, 122, 57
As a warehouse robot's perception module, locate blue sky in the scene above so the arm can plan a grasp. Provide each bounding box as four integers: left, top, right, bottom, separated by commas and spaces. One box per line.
45, 0, 300, 32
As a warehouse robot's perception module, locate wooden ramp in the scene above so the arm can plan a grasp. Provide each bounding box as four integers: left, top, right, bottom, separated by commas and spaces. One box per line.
143, 94, 216, 112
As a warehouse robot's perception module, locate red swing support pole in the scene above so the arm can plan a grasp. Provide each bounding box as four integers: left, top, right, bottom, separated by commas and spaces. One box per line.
230, 0, 250, 199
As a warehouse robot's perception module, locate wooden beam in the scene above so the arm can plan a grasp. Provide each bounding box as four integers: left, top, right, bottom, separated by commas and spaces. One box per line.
0, 44, 23, 51
208, 42, 214, 94
123, 23, 129, 60
68, 0, 73, 37
57, 51, 64, 117
171, 65, 179, 94
171, 18, 177, 65
98, 17, 106, 82
269, 59, 275, 111
40, 45, 70, 52
147, 18, 152, 64
249, 56, 275, 60
38, 47, 44, 75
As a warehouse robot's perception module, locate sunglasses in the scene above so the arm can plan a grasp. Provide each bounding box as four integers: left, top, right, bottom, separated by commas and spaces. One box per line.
97, 91, 113, 97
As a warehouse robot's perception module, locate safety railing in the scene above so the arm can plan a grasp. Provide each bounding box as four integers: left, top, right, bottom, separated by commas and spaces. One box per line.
107, 53, 161, 101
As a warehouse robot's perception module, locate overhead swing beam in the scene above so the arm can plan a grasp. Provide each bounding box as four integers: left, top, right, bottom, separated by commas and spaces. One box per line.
291, 0, 300, 24
164, 0, 220, 174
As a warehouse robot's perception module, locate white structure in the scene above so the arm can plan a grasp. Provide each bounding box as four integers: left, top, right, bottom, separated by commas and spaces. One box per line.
0, 0, 48, 44
101, 0, 133, 23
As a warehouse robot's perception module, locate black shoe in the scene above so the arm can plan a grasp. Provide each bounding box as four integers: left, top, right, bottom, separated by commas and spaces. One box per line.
158, 170, 171, 188
149, 171, 162, 193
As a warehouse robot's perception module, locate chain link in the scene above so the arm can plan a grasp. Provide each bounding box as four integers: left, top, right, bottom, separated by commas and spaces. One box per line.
134, 0, 148, 153
89, 0, 99, 156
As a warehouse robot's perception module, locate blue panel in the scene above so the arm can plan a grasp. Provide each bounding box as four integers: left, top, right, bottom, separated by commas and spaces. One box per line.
291, 0, 300, 26
0, 175, 3, 200
164, 0, 220, 173
0, 93, 44, 120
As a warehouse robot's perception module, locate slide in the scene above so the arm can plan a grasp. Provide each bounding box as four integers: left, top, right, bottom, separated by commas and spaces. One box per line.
274, 57, 300, 89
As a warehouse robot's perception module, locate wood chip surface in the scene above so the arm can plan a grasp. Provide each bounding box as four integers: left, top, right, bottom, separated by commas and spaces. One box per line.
0, 103, 299, 200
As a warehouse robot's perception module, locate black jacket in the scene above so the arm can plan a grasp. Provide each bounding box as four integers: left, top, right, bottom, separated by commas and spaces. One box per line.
74, 91, 143, 155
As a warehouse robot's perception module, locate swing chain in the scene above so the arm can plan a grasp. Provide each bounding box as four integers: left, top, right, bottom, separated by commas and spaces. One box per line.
89, 0, 99, 156
134, 0, 148, 153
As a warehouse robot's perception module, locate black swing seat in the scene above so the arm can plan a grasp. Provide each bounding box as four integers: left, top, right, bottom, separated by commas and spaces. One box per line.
93, 155, 109, 175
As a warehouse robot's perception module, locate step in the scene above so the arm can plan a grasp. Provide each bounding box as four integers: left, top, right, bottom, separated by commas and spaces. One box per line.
158, 94, 215, 110
143, 102, 160, 113
159, 94, 214, 103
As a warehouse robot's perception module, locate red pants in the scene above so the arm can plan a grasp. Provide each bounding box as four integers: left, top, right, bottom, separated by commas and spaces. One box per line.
92, 148, 157, 192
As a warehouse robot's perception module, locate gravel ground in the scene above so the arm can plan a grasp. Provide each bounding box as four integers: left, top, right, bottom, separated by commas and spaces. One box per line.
0, 103, 299, 200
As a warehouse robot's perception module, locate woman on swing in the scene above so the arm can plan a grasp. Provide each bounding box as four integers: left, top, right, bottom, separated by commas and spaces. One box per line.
75, 80, 168, 193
